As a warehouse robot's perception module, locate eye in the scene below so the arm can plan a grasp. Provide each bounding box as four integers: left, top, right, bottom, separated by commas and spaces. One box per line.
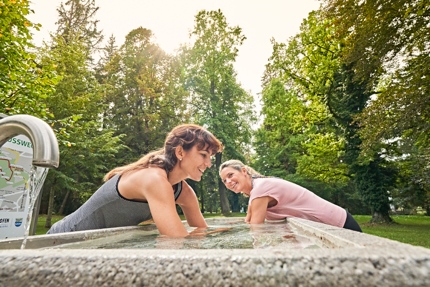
222, 173, 233, 183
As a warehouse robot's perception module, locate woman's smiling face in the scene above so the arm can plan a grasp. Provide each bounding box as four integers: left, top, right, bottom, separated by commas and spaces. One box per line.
219, 166, 252, 195
181, 145, 213, 181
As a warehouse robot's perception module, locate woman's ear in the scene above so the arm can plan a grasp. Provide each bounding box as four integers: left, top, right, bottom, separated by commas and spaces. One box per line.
241, 167, 248, 175
175, 146, 184, 161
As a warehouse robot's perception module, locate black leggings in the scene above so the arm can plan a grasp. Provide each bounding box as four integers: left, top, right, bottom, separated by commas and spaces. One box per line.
343, 211, 362, 232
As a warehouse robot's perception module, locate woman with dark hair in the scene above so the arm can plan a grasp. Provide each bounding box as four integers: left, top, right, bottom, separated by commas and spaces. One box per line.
219, 159, 362, 232
48, 124, 223, 237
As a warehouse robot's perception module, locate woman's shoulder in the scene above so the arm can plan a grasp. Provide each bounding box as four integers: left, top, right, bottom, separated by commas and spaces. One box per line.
119, 167, 170, 199
253, 177, 294, 190
254, 176, 285, 184
124, 167, 168, 184
180, 180, 192, 192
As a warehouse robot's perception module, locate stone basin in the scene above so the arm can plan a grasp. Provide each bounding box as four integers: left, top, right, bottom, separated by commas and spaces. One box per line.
0, 217, 429, 286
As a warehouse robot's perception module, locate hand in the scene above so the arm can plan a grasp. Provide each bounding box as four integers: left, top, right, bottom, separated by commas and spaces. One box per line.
187, 227, 232, 237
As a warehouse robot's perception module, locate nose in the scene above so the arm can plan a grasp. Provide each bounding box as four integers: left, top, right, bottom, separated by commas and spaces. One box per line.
206, 157, 212, 168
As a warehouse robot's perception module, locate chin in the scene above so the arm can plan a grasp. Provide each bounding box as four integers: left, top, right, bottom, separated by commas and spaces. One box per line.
190, 175, 202, 181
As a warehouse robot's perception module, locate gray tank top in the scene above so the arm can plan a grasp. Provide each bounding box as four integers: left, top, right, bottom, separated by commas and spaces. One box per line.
47, 174, 183, 234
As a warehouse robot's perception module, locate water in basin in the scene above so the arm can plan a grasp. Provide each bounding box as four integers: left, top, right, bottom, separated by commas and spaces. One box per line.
46, 219, 322, 250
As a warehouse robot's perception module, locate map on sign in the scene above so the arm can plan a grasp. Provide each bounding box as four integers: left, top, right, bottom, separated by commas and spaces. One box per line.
0, 135, 33, 239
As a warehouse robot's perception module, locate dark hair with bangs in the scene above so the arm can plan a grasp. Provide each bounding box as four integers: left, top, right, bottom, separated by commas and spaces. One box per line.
104, 124, 223, 181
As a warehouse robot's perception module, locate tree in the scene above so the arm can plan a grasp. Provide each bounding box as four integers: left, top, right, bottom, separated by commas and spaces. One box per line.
183, 10, 255, 214
254, 79, 303, 178
262, 10, 395, 221
261, 12, 349, 186
390, 140, 430, 215
323, 0, 430, 215
0, 0, 58, 117
330, 64, 395, 222
97, 27, 189, 165
56, 0, 103, 56
323, 0, 430, 145
39, 0, 124, 227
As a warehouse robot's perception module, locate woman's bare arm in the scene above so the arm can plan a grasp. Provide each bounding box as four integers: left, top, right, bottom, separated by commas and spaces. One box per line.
247, 196, 272, 224
245, 205, 252, 223
145, 180, 189, 237
121, 168, 189, 237
175, 181, 207, 228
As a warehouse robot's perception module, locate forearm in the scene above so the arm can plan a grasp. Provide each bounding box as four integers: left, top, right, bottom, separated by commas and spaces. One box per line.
176, 182, 207, 228
246, 197, 269, 224
245, 205, 252, 223
182, 208, 207, 228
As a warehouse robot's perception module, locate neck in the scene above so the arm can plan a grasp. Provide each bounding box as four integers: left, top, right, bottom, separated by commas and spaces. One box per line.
167, 165, 186, 185
241, 175, 253, 196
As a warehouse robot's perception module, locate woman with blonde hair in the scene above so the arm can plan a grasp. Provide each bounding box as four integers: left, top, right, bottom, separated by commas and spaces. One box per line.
219, 159, 362, 232
48, 124, 223, 237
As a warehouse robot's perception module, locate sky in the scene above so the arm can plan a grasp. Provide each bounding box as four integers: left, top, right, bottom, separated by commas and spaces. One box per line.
28, 0, 321, 101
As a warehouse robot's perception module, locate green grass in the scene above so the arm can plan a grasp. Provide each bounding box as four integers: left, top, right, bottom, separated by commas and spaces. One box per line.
34, 215, 64, 235
35, 213, 430, 249
354, 215, 430, 249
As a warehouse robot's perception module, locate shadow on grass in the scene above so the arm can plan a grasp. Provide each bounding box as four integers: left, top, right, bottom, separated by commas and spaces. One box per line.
355, 215, 430, 249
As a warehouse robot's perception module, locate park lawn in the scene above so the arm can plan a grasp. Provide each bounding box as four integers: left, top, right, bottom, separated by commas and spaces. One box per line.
354, 215, 430, 249
34, 215, 64, 235
35, 214, 429, 249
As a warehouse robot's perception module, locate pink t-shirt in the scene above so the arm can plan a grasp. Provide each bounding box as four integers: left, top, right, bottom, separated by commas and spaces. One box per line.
249, 177, 347, 227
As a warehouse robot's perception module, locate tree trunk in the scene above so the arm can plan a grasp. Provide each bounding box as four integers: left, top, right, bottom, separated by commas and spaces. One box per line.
218, 181, 231, 215
200, 188, 205, 213
216, 153, 231, 214
231, 192, 239, 212
370, 211, 393, 224
58, 189, 70, 215
44, 186, 55, 228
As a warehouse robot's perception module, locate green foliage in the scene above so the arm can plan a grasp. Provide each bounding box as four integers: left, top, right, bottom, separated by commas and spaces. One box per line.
183, 10, 256, 213
390, 143, 430, 214
321, 0, 429, 218
254, 79, 302, 177
259, 12, 349, 189
323, 0, 429, 204
259, 9, 398, 221
297, 132, 349, 184
37, 0, 126, 215
359, 53, 430, 154
98, 27, 188, 164
56, 0, 103, 50
188, 166, 222, 213
8, 0, 426, 220
354, 159, 395, 216
185, 10, 255, 156
329, 64, 394, 219
323, 0, 429, 91
0, 0, 59, 117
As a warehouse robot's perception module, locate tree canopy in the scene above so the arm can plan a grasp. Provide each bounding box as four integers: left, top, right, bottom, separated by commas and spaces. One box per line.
2, 1, 428, 219
183, 10, 256, 213
0, 0, 58, 117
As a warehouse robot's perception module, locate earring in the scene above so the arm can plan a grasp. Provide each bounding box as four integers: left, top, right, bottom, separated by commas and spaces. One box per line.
179, 158, 182, 161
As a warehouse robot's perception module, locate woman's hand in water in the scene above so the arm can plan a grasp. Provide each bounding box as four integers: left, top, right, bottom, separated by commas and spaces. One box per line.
187, 227, 232, 237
